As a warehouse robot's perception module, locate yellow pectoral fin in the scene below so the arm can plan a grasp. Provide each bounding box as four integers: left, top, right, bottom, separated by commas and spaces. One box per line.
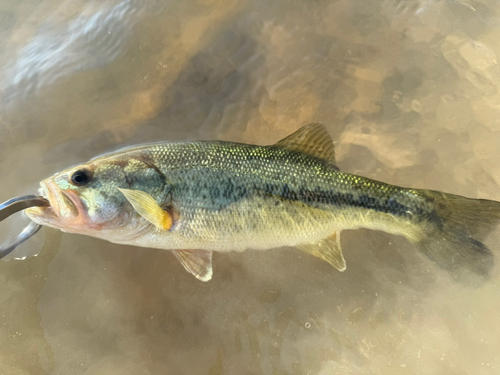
297, 231, 346, 271
118, 188, 172, 230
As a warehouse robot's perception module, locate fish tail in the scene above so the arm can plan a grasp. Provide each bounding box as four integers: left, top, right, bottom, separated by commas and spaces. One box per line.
412, 191, 500, 286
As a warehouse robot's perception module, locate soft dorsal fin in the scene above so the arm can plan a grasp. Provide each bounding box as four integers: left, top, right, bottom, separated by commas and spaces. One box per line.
173, 249, 213, 281
274, 123, 338, 168
297, 231, 346, 271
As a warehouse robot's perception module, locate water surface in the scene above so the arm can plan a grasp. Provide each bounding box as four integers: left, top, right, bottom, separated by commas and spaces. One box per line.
1, 0, 500, 373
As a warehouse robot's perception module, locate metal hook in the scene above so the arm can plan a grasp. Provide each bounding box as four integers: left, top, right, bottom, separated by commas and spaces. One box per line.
0, 195, 49, 259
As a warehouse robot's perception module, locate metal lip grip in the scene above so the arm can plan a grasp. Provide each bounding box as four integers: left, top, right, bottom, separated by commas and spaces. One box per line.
0, 195, 49, 258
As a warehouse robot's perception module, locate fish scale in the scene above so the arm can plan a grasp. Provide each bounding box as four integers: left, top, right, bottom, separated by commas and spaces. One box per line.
26, 124, 500, 284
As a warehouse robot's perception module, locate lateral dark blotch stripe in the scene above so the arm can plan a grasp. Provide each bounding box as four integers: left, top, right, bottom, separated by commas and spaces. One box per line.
222, 180, 235, 199
188, 171, 440, 225
260, 182, 438, 221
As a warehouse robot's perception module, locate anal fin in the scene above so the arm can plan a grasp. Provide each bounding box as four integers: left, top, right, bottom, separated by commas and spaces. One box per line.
172, 249, 213, 282
297, 232, 346, 271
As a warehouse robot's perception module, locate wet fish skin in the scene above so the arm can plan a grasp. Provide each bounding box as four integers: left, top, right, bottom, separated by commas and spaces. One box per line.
26, 124, 500, 284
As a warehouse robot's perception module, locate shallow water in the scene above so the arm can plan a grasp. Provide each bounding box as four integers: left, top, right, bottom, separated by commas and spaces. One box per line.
1, 0, 500, 373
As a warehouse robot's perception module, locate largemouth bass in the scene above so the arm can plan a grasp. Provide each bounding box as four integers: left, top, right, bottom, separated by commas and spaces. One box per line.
26, 124, 500, 284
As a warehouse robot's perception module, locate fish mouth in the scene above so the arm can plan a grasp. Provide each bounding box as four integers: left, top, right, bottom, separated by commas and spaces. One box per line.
45, 180, 80, 218
26, 180, 88, 229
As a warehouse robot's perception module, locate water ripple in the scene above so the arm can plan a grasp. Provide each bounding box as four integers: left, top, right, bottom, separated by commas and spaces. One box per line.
1, 0, 140, 103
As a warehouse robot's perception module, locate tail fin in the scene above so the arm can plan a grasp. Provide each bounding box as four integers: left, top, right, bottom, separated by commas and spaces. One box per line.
412, 191, 500, 286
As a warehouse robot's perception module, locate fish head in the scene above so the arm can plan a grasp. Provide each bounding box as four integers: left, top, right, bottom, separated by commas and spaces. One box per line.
26, 155, 165, 239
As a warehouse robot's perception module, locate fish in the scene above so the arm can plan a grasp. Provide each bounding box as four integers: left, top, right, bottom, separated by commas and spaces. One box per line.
26, 123, 500, 284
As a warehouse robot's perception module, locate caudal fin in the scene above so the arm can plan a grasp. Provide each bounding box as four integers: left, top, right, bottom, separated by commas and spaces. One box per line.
412, 191, 500, 286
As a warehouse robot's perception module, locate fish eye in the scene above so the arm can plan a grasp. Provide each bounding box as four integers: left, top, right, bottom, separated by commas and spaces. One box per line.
70, 169, 92, 186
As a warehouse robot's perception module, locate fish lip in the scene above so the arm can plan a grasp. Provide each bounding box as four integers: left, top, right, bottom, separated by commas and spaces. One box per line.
61, 188, 86, 218
27, 179, 102, 232
41, 180, 82, 220
25, 182, 60, 226
42, 180, 61, 218
43, 179, 98, 229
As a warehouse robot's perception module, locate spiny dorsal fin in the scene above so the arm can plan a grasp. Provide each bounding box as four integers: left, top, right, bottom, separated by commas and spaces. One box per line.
297, 231, 346, 271
274, 123, 338, 168
118, 188, 173, 230
173, 249, 213, 281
